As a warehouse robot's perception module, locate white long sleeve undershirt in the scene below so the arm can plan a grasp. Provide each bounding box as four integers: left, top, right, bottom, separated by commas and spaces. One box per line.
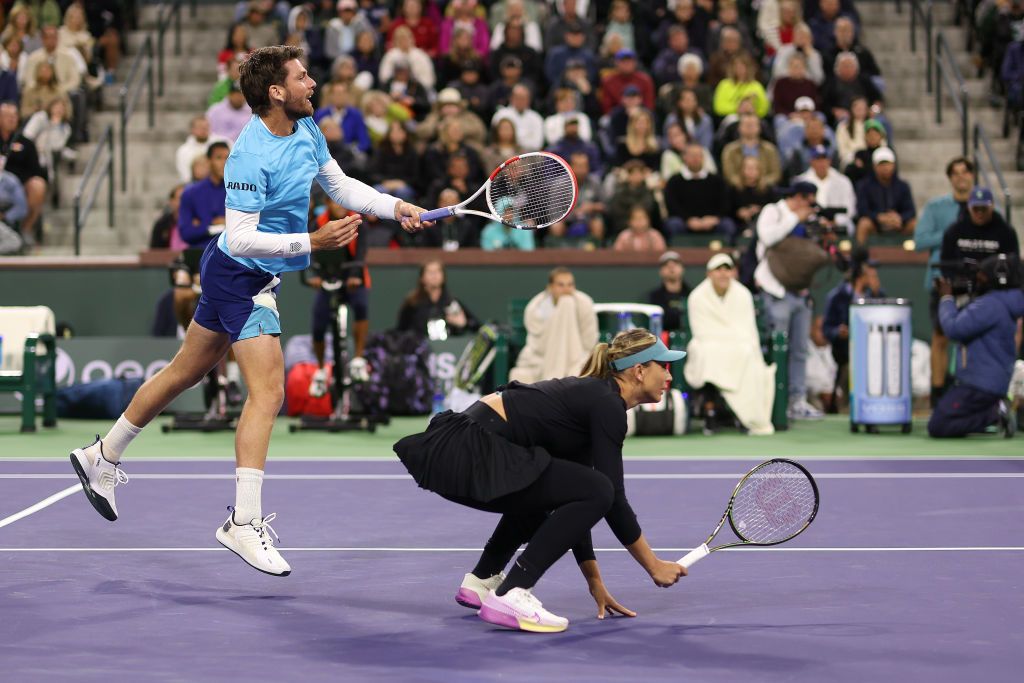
223, 159, 400, 259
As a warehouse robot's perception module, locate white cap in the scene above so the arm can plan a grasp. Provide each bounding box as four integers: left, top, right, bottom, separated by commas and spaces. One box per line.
707, 253, 735, 271
872, 146, 896, 165
437, 87, 463, 105
794, 96, 816, 112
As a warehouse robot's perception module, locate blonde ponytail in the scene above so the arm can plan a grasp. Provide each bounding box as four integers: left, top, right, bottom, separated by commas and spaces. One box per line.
579, 329, 658, 379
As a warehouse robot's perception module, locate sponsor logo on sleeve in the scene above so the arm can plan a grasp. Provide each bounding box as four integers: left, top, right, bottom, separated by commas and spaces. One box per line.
226, 181, 257, 191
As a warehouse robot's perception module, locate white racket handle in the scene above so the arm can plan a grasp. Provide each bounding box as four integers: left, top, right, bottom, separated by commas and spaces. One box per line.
677, 543, 709, 569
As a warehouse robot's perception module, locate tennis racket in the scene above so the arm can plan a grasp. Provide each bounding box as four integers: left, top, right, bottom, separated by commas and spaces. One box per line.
678, 458, 819, 570
418, 151, 578, 229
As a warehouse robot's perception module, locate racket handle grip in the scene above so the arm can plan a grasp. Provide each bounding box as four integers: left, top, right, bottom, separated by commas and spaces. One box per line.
677, 543, 709, 569
419, 207, 454, 222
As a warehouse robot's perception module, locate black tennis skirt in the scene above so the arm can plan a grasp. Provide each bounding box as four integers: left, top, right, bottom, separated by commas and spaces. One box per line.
393, 403, 552, 503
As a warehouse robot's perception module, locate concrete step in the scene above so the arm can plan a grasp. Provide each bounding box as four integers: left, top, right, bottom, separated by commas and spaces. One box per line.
856, 1, 957, 27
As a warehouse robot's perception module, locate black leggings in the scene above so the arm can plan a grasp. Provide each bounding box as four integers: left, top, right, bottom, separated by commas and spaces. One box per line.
446, 403, 614, 591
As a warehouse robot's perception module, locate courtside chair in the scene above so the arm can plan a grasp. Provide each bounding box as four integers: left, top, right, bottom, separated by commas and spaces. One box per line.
0, 306, 58, 432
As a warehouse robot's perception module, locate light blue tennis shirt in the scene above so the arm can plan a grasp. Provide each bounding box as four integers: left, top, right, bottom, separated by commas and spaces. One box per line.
218, 115, 327, 275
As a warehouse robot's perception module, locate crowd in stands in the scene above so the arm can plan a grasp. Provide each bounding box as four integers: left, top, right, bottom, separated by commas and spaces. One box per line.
159, 0, 938, 255
0, 0, 126, 251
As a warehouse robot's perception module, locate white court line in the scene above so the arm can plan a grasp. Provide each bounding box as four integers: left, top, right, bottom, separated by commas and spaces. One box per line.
1, 473, 1023, 480
0, 484, 80, 529
2, 455, 1022, 462
0, 546, 1021, 553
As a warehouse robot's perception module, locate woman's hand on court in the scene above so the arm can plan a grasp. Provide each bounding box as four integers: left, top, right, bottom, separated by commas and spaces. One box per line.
649, 559, 686, 587
395, 201, 434, 233
589, 580, 636, 620
311, 214, 362, 251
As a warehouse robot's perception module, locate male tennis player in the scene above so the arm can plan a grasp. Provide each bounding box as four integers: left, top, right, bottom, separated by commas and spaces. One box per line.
70, 45, 428, 576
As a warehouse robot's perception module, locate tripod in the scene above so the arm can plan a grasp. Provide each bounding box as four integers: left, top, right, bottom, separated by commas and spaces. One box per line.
290, 254, 387, 433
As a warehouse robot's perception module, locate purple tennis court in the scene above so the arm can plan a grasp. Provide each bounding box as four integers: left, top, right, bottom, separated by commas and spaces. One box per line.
1, 457, 1021, 682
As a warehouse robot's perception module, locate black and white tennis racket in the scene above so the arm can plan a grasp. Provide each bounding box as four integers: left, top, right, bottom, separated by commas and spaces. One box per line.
678, 458, 819, 570
418, 152, 578, 229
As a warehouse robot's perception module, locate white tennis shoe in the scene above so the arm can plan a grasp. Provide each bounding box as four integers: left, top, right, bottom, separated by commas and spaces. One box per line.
478, 588, 568, 633
308, 368, 329, 397
455, 572, 505, 609
70, 436, 128, 521
216, 508, 292, 576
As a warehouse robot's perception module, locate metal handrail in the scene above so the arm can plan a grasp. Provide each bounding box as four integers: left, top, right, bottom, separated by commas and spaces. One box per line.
118, 34, 155, 192
156, 0, 184, 97
973, 124, 1013, 224
73, 125, 115, 256
907, 0, 933, 93
934, 32, 969, 156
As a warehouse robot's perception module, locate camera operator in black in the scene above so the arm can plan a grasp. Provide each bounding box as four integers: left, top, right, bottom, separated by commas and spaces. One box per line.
939, 187, 1019, 289
823, 247, 882, 371
928, 254, 1024, 438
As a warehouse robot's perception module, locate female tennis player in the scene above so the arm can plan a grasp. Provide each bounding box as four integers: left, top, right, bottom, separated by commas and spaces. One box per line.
394, 329, 687, 633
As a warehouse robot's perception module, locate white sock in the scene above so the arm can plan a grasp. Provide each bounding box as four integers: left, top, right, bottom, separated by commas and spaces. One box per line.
233, 468, 264, 524
101, 415, 142, 463
226, 361, 241, 383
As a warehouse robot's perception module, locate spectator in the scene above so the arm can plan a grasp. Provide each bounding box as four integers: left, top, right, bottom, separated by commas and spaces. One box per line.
929, 255, 1024, 438
647, 250, 692, 331
422, 117, 485, 184
351, 30, 381, 87
708, 1, 755, 54
661, 121, 715, 180
782, 115, 837, 178
417, 86, 487, 148
22, 96, 71, 175
599, 48, 656, 114
175, 115, 230, 184
543, 86, 592, 145
313, 81, 372, 153
1, 6, 41, 58
447, 59, 489, 120
83, 0, 124, 81
826, 16, 880, 83
239, 2, 281, 48
545, 150, 605, 248
177, 142, 229, 250
713, 54, 769, 118
396, 259, 480, 339
843, 117, 887, 185
19, 61, 69, 120
914, 157, 976, 405
652, 25, 702, 87
285, 6, 325, 75
721, 113, 783, 190
481, 196, 536, 251
855, 146, 916, 244
664, 143, 735, 242
604, 0, 641, 56
205, 81, 253, 143
835, 96, 869, 167
607, 159, 661, 238
209, 57, 242, 106
685, 253, 777, 435
149, 184, 186, 250
823, 247, 882, 381
58, 3, 96, 82
16, 1, 61, 35
490, 0, 543, 52
939, 187, 1020, 283
613, 108, 660, 172
439, 0, 489, 57
379, 25, 436, 91
555, 55, 600, 121
369, 120, 421, 201
0, 102, 45, 245
715, 97, 776, 158
663, 87, 714, 150
544, 0, 595, 50
728, 156, 776, 235
24, 25, 81, 94
658, 53, 713, 120
492, 83, 544, 150
381, 59, 431, 120
218, 23, 252, 78
318, 118, 368, 179
772, 23, 825, 86
603, 84, 648, 154
437, 27, 483, 88
822, 51, 883, 125
482, 117, 523, 174
797, 144, 857, 235
388, 0, 439, 58
548, 113, 602, 174
656, 0, 711, 55
1, 35, 28, 88
424, 150, 475, 211
612, 205, 666, 252
758, 0, 801, 58
324, 0, 373, 62
510, 266, 598, 383
753, 181, 824, 420
490, 21, 544, 86
0, 63, 17, 106
771, 53, 821, 118
360, 89, 411, 146
809, 0, 853, 55
706, 26, 747, 88
424, 186, 478, 248
0, 168, 28, 254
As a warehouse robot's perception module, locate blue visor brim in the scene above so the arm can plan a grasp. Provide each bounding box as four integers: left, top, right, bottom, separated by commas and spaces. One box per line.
609, 339, 686, 371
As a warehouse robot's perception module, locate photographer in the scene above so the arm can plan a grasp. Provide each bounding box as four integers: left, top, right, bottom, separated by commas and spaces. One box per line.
939, 187, 1019, 286
928, 254, 1024, 438
754, 181, 829, 420
823, 248, 882, 408
796, 144, 856, 236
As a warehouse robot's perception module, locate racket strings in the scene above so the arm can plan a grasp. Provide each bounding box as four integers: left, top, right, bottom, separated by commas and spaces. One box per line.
730, 462, 817, 544
488, 155, 575, 228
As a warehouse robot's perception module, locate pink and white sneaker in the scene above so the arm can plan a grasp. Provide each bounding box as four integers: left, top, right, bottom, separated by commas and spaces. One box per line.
455, 572, 505, 609
478, 588, 569, 633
